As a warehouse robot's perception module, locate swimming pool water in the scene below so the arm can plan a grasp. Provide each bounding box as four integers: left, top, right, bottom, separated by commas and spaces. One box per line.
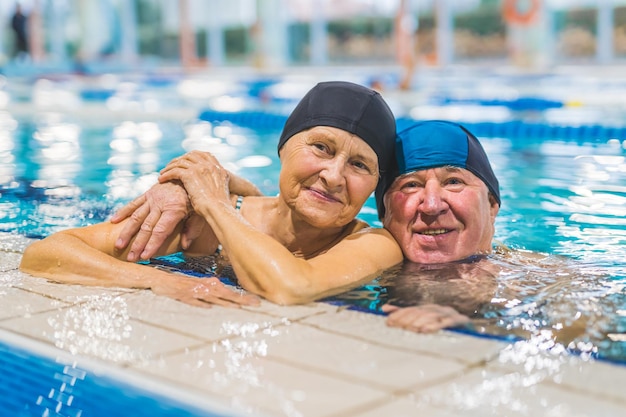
0, 115, 281, 238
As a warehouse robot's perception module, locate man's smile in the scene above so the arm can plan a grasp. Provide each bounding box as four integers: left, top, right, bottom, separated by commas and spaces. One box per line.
417, 228, 452, 236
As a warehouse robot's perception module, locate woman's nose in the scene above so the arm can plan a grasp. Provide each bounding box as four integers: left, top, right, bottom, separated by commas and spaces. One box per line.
319, 159, 346, 189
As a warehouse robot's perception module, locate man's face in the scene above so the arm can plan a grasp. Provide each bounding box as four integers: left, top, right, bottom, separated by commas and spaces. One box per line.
382, 166, 499, 264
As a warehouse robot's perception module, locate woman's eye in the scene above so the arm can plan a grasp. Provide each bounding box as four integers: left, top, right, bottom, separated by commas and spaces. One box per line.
352, 161, 368, 170
313, 143, 329, 153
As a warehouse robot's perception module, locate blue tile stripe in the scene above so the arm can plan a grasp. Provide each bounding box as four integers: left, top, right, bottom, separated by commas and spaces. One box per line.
0, 340, 236, 417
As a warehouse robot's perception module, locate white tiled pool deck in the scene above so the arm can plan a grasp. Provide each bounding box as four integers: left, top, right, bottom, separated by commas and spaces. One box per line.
1, 232, 625, 417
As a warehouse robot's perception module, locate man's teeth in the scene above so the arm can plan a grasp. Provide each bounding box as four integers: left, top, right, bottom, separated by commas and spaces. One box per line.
420, 229, 448, 235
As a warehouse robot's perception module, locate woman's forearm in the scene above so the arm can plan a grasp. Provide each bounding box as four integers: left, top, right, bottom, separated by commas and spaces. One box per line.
198, 201, 402, 305
19, 222, 262, 309
196, 200, 308, 301
20, 231, 159, 289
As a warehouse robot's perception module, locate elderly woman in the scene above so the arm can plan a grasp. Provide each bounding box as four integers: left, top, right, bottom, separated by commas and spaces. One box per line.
19, 81, 404, 306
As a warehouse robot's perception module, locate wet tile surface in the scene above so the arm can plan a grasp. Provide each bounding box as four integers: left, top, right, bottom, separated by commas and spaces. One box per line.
135, 342, 390, 417
2, 240, 626, 417
121, 291, 293, 341
0, 285, 69, 320
0, 251, 22, 271
238, 321, 467, 390
13, 273, 134, 301
301, 307, 506, 364
412, 366, 626, 417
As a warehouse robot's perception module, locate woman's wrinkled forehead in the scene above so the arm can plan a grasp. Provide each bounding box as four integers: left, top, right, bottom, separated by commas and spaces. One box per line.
282, 126, 379, 167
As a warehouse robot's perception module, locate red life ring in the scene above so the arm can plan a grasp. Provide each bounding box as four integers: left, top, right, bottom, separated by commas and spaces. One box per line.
502, 0, 540, 26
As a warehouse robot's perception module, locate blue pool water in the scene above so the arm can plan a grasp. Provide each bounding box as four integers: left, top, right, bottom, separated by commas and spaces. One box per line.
1, 73, 626, 413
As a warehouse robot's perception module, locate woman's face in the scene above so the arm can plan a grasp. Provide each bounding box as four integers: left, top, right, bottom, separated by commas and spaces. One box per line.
278, 126, 379, 228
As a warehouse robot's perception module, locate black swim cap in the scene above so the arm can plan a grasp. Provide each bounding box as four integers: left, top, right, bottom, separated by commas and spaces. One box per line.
277, 81, 396, 181
376, 120, 501, 219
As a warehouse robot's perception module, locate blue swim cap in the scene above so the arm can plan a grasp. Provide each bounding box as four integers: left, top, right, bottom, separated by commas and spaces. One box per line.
375, 120, 501, 218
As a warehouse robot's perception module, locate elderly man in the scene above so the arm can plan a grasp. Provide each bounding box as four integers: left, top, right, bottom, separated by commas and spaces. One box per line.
374, 120, 502, 332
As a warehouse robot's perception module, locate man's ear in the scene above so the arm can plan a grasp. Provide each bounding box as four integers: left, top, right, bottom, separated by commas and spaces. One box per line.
381, 192, 393, 227
488, 194, 500, 220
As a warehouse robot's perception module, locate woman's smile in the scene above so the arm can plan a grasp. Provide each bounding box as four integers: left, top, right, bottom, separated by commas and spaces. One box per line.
306, 186, 343, 203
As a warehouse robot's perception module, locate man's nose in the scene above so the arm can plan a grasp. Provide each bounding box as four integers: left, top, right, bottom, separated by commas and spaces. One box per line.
419, 182, 448, 215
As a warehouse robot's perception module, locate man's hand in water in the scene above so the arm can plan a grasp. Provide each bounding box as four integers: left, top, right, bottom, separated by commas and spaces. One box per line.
382, 304, 470, 333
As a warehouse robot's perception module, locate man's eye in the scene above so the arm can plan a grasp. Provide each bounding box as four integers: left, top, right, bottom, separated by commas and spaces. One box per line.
401, 181, 420, 189
446, 178, 464, 185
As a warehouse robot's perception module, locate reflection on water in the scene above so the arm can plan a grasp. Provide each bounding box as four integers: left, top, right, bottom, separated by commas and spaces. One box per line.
329, 249, 626, 363
494, 137, 626, 258
0, 117, 279, 238
479, 136, 626, 366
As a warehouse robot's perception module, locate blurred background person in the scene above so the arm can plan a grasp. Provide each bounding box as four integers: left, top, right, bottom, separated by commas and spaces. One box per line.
10, 3, 29, 61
